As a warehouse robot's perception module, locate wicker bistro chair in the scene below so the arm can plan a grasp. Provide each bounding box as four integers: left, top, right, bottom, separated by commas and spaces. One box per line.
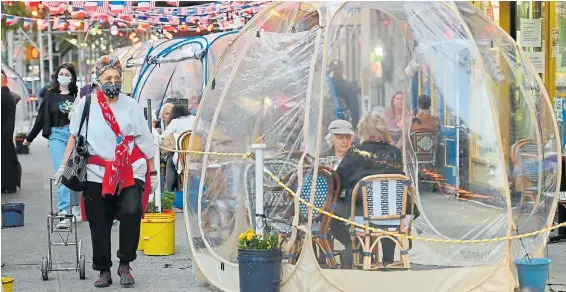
271, 166, 340, 267
176, 131, 202, 186
410, 132, 438, 167
410, 132, 439, 188
511, 139, 557, 210
244, 158, 297, 230
350, 174, 416, 271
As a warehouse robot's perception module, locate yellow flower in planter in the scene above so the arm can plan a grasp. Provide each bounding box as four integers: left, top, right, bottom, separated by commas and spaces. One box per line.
246, 232, 254, 241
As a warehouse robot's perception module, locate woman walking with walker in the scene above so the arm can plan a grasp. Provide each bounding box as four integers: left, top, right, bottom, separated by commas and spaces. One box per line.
56, 55, 157, 288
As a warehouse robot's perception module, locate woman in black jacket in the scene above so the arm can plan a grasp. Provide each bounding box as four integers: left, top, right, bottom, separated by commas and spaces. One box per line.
332, 113, 419, 268
1, 69, 21, 193
24, 63, 79, 228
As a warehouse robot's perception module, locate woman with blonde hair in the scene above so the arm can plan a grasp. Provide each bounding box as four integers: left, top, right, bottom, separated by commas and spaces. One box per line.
331, 113, 418, 269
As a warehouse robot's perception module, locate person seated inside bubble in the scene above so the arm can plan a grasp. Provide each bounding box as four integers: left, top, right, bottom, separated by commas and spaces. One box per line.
321, 119, 355, 170
159, 104, 198, 192
410, 95, 440, 134
384, 91, 404, 147
188, 94, 200, 115
331, 113, 420, 269
153, 103, 174, 132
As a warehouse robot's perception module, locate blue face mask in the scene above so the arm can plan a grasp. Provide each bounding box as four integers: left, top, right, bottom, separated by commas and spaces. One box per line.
58, 76, 72, 85
100, 82, 122, 99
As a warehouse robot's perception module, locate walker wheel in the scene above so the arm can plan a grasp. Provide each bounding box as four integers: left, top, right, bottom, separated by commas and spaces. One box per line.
41, 256, 49, 281
79, 255, 86, 280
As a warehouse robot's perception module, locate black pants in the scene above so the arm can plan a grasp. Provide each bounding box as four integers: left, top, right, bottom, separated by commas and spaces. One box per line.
83, 179, 144, 271
165, 153, 178, 192
330, 200, 396, 268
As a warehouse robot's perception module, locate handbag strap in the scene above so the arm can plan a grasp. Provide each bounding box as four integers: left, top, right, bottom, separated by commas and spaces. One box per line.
77, 94, 91, 139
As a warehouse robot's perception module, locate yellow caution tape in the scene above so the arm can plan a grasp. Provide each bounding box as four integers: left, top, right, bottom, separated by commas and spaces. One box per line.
154, 143, 253, 159
263, 168, 566, 245
153, 142, 566, 244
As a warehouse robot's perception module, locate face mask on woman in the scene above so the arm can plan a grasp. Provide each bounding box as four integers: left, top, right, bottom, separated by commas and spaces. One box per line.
58, 75, 72, 86
100, 82, 122, 99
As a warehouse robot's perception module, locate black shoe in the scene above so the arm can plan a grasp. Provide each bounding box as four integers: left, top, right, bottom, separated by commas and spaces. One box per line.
117, 263, 135, 287
94, 271, 112, 288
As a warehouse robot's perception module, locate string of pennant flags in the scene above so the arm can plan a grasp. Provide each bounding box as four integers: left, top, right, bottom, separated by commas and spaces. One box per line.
2, 1, 268, 32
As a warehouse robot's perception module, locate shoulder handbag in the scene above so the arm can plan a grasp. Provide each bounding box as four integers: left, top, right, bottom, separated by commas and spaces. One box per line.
61, 94, 91, 192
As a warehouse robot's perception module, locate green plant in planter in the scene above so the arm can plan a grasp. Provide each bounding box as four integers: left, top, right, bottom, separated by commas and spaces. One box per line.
161, 190, 175, 211
146, 191, 175, 213
238, 229, 280, 250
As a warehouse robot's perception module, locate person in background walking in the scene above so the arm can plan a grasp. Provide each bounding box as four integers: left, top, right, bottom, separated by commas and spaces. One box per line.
80, 67, 98, 98
57, 55, 157, 288
24, 63, 80, 228
1, 69, 22, 194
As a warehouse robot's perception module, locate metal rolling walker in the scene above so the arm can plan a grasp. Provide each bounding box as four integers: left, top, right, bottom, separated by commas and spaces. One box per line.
41, 177, 86, 280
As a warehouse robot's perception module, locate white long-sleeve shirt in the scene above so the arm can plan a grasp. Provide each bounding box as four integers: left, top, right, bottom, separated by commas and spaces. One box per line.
159, 115, 200, 171
70, 94, 155, 183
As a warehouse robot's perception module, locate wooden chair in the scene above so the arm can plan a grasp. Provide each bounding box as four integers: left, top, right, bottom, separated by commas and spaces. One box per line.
511, 139, 550, 209
350, 174, 416, 270
271, 166, 339, 268
176, 130, 202, 186
410, 132, 439, 188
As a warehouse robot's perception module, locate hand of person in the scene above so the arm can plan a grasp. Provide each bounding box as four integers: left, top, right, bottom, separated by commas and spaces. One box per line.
53, 166, 65, 186
23, 139, 31, 146
150, 173, 159, 193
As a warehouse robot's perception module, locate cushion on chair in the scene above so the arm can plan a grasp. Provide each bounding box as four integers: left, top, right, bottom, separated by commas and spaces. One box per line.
366, 180, 405, 217
353, 216, 413, 232
271, 222, 293, 235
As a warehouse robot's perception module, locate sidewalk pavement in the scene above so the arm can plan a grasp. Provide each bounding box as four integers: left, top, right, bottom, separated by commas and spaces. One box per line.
1, 139, 565, 291
1, 138, 216, 292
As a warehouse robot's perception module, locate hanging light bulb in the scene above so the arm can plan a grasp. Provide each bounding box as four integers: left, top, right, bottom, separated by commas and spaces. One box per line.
207, 24, 213, 32
111, 25, 118, 36
196, 27, 201, 33
97, 29, 102, 35
31, 10, 38, 17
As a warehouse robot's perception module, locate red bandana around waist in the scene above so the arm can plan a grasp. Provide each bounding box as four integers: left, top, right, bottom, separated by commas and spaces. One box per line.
81, 90, 151, 219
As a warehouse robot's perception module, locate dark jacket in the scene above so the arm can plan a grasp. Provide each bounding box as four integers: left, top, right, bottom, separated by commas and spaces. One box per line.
331, 77, 361, 127
26, 90, 75, 141
336, 140, 419, 218
1, 86, 17, 139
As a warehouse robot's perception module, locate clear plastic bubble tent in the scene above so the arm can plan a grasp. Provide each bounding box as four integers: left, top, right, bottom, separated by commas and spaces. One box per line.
127, 31, 237, 112
183, 2, 562, 291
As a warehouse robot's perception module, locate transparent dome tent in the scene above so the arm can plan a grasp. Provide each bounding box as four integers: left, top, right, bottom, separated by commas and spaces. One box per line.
126, 31, 237, 118
184, 2, 561, 291
2, 63, 32, 134
111, 41, 157, 96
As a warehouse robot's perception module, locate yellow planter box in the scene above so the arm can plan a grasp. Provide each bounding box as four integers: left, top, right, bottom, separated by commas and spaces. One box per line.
2, 277, 14, 292
141, 212, 176, 256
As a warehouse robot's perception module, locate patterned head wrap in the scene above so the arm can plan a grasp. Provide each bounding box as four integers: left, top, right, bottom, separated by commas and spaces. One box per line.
94, 55, 123, 79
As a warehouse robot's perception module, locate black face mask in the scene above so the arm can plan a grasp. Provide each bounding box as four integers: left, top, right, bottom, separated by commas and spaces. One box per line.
100, 82, 122, 98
